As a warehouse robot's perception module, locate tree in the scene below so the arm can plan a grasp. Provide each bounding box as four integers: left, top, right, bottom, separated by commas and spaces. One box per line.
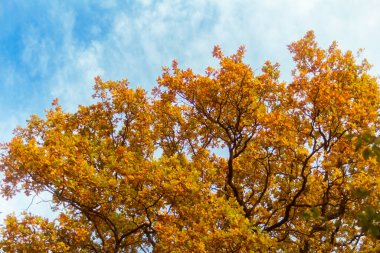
0, 31, 379, 252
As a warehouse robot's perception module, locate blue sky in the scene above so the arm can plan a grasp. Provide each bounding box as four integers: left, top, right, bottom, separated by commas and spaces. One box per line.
1, 0, 380, 219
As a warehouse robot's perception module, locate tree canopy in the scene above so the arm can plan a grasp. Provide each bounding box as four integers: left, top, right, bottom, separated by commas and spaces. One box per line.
1, 31, 379, 252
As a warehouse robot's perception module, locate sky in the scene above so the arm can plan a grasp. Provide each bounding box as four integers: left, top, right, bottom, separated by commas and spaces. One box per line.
0, 0, 380, 220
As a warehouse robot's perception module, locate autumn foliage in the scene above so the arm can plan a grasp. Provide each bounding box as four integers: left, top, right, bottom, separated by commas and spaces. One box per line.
1, 32, 379, 252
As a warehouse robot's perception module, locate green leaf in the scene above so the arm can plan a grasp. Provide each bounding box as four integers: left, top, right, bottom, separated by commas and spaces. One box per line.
300, 211, 311, 220
362, 147, 371, 160
311, 207, 320, 219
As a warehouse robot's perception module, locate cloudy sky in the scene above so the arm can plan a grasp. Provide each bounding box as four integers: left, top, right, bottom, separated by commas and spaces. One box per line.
0, 0, 380, 220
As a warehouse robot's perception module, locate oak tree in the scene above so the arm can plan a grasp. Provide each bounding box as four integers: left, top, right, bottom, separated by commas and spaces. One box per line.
1, 31, 379, 252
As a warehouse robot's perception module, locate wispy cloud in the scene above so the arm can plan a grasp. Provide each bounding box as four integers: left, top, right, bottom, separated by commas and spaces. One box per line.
9, 0, 380, 112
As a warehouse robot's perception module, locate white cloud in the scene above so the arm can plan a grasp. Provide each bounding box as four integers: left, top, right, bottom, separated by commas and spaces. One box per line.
21, 27, 53, 78
99, 0, 118, 9
0, 115, 21, 143
51, 40, 105, 111
0, 192, 56, 222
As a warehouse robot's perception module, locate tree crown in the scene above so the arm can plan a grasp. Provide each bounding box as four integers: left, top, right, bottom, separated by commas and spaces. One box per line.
1, 31, 379, 252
